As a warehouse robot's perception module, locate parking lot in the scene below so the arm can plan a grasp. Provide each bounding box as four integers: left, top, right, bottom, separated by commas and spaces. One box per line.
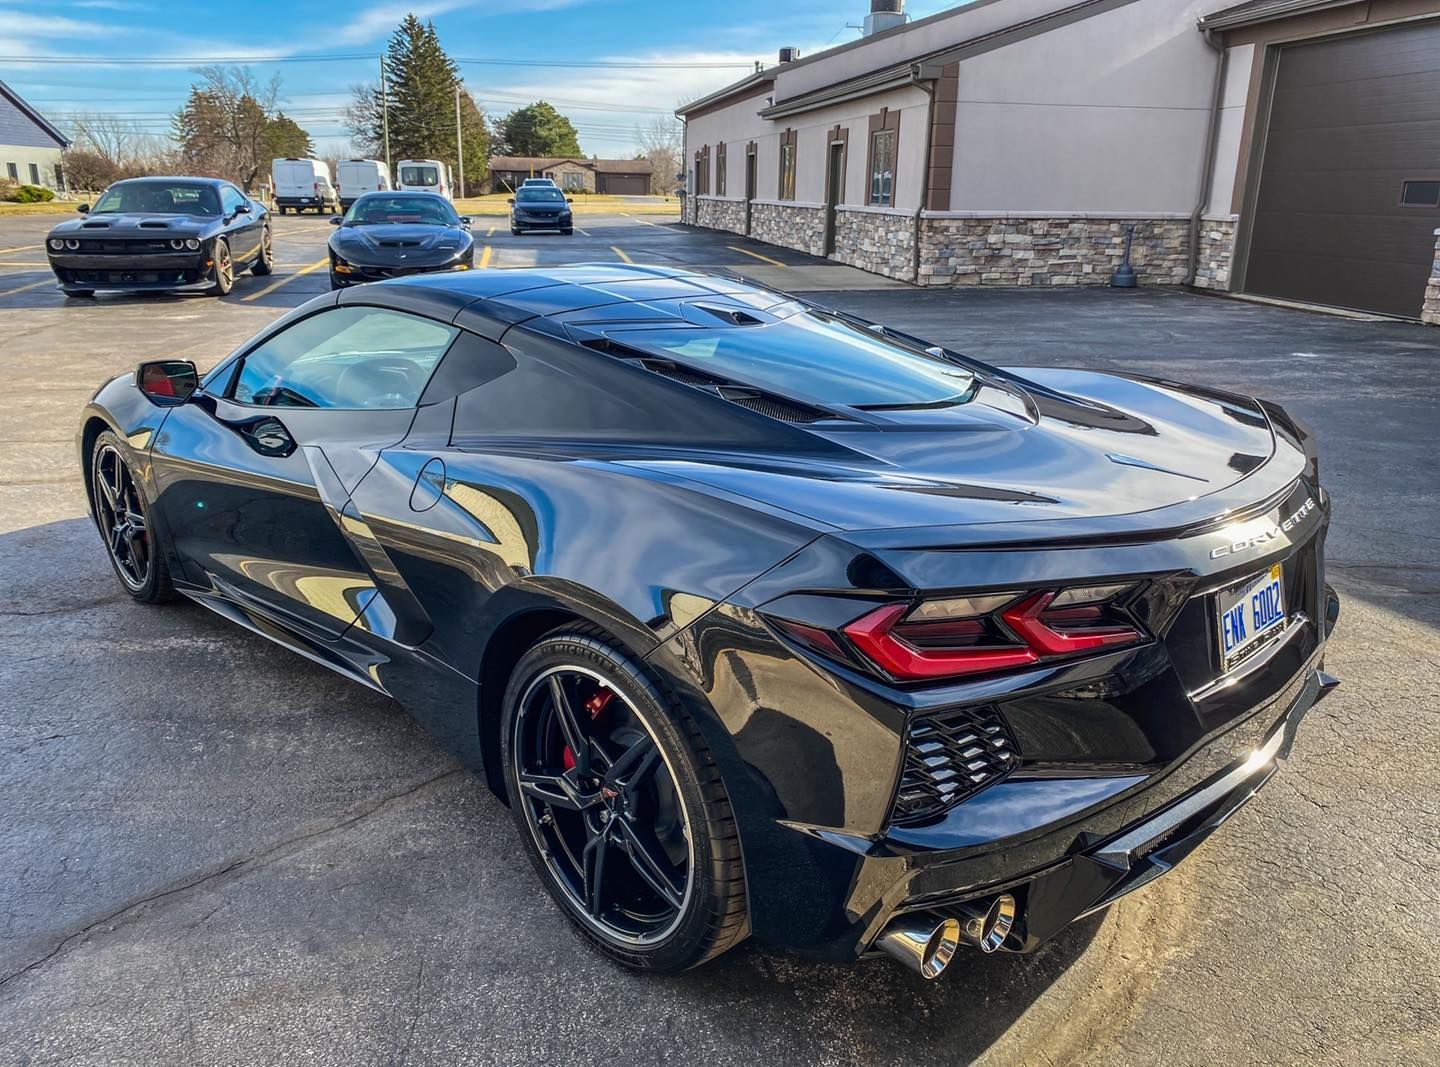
1, 209, 1437, 1066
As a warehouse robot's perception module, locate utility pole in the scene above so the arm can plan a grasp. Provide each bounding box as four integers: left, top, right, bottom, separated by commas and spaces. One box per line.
380, 54, 391, 176
454, 84, 464, 198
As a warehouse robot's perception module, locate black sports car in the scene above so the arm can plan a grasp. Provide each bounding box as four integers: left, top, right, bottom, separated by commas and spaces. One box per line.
47, 177, 272, 298
329, 192, 474, 289
79, 265, 1340, 978
509, 184, 573, 234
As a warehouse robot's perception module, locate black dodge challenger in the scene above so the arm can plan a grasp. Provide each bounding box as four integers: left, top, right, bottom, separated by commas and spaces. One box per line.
47, 177, 272, 298
78, 265, 1339, 978
328, 191, 475, 289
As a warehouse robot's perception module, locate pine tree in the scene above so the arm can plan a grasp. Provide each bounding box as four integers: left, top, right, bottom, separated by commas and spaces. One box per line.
346, 15, 489, 194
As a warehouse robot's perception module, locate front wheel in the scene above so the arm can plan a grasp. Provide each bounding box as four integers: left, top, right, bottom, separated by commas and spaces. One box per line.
207, 238, 234, 296
501, 628, 748, 972
251, 225, 274, 275
90, 431, 175, 604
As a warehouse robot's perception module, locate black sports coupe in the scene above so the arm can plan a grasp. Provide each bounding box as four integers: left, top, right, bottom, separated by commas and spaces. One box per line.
79, 265, 1340, 978
509, 184, 574, 234
328, 192, 474, 289
47, 177, 272, 298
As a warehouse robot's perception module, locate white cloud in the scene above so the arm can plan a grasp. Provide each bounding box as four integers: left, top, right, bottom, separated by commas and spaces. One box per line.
0, 9, 118, 36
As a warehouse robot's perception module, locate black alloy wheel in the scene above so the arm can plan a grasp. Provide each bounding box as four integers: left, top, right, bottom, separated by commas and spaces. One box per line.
208, 238, 234, 296
503, 629, 748, 971
90, 432, 173, 603
252, 225, 274, 275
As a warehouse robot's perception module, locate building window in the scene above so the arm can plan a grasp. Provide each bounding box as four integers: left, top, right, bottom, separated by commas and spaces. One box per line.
715, 143, 726, 197
6, 162, 17, 181
1400, 180, 1440, 207
869, 130, 896, 206
560, 171, 584, 191
778, 132, 797, 201
28, 163, 40, 185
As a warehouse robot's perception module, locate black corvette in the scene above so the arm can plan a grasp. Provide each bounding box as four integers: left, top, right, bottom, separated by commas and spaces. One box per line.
329, 192, 474, 289
78, 265, 1339, 978
47, 177, 272, 298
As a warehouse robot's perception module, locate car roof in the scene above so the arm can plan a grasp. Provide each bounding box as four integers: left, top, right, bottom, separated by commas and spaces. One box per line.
108, 175, 228, 187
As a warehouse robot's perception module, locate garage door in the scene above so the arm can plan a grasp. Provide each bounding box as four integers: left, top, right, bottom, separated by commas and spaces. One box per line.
598, 174, 649, 195
1244, 22, 1440, 317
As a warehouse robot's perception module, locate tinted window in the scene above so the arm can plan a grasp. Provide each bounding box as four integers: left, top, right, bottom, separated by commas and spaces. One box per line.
609, 312, 975, 408
221, 186, 248, 213
347, 195, 458, 225
517, 187, 565, 203
231, 307, 459, 409
400, 165, 440, 186
94, 181, 221, 216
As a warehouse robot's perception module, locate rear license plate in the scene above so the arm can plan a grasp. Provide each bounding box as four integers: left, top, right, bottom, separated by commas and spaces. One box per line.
1216, 562, 1286, 671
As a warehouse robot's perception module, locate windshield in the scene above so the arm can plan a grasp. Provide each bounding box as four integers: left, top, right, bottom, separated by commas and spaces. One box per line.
93, 181, 221, 216
610, 312, 976, 408
400, 165, 440, 186
345, 195, 458, 226
517, 187, 566, 203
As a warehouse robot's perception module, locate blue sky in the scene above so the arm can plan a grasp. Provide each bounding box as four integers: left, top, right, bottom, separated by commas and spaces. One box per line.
1, 0, 960, 157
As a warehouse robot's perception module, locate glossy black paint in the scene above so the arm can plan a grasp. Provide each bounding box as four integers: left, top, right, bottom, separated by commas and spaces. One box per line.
76, 264, 1336, 964
509, 186, 574, 233
328, 192, 475, 288
47, 177, 268, 294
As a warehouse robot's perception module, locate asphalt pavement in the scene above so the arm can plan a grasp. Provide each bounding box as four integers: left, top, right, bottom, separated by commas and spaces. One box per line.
0, 210, 1435, 1066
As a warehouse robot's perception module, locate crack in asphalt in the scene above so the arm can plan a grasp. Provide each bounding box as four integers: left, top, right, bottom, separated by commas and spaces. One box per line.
0, 768, 464, 995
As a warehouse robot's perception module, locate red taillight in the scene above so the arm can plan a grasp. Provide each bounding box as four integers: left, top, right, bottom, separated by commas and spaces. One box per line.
838, 587, 1144, 683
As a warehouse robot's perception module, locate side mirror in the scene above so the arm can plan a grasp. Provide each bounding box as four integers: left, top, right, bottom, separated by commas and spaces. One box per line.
459, 215, 472, 227
234, 202, 251, 215
137, 360, 198, 405
507, 198, 515, 205
330, 216, 344, 226
566, 198, 574, 204
77, 203, 90, 214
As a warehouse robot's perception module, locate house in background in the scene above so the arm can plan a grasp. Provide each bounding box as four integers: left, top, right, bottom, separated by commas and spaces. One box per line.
0, 79, 69, 191
489, 156, 654, 195
679, 0, 1440, 323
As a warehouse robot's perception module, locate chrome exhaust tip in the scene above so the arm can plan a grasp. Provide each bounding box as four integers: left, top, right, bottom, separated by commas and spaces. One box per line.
953, 893, 1017, 953
874, 914, 961, 979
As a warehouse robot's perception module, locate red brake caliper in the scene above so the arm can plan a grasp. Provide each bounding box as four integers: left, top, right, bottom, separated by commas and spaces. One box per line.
562, 688, 615, 771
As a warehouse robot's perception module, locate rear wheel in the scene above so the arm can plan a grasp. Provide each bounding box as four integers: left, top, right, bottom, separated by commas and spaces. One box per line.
501, 628, 748, 972
90, 431, 174, 604
251, 225, 274, 275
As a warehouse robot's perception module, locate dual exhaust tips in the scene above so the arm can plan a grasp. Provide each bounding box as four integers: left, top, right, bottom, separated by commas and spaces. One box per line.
874, 894, 1017, 979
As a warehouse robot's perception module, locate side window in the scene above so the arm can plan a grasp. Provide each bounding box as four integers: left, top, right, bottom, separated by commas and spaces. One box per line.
230, 306, 459, 410
221, 186, 247, 213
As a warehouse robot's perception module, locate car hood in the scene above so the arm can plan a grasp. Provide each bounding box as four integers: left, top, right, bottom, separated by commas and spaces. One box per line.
603, 369, 1286, 532
331, 223, 469, 255
48, 213, 217, 237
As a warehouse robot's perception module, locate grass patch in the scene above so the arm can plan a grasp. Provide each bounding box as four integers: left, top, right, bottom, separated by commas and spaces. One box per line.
0, 201, 83, 217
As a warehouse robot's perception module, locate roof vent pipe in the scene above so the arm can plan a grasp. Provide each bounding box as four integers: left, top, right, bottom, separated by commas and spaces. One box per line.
778, 46, 800, 63
864, 0, 907, 36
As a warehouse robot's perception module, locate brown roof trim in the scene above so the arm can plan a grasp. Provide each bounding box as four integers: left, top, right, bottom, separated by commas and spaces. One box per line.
1198, 0, 1372, 30
677, 76, 774, 120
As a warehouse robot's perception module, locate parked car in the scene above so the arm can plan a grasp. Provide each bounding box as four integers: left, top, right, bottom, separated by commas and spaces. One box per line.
78, 265, 1339, 979
45, 176, 272, 298
396, 159, 452, 200
509, 184, 573, 234
272, 158, 339, 215
327, 191, 473, 289
336, 159, 392, 211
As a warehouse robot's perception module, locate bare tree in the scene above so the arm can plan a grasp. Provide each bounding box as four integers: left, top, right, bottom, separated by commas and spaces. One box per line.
174, 66, 289, 191
636, 114, 683, 196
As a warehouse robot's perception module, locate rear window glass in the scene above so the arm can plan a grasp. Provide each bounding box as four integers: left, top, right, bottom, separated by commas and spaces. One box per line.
517, 187, 565, 202
401, 166, 440, 186
608, 312, 975, 408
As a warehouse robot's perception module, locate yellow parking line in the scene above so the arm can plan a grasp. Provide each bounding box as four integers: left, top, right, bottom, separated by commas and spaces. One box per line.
478, 245, 493, 268
0, 261, 45, 267
241, 257, 329, 302
0, 279, 53, 299
727, 244, 786, 267
0, 244, 42, 256
486, 225, 496, 237
611, 246, 633, 264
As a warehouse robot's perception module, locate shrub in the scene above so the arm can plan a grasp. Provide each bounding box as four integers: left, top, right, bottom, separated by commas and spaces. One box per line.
14, 184, 56, 203
0, 178, 20, 202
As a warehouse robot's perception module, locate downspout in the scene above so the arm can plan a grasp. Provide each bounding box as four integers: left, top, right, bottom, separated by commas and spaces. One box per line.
911, 62, 937, 285
1187, 27, 1228, 287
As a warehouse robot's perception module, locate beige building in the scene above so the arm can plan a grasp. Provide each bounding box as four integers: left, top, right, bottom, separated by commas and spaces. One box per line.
679, 0, 1440, 323
489, 156, 653, 195
0, 79, 68, 193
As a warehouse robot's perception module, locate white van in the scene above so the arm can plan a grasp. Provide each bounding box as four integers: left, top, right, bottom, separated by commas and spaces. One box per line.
272, 158, 339, 215
397, 159, 452, 200
336, 159, 391, 210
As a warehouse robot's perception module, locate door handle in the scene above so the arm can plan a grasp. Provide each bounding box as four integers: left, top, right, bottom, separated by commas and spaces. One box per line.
224, 414, 296, 457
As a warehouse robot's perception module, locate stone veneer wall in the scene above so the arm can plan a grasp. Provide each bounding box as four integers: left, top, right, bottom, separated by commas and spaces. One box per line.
830, 206, 915, 280
917, 215, 1192, 286
1192, 216, 1237, 292
1424, 228, 1440, 326
749, 201, 827, 258
693, 196, 747, 235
